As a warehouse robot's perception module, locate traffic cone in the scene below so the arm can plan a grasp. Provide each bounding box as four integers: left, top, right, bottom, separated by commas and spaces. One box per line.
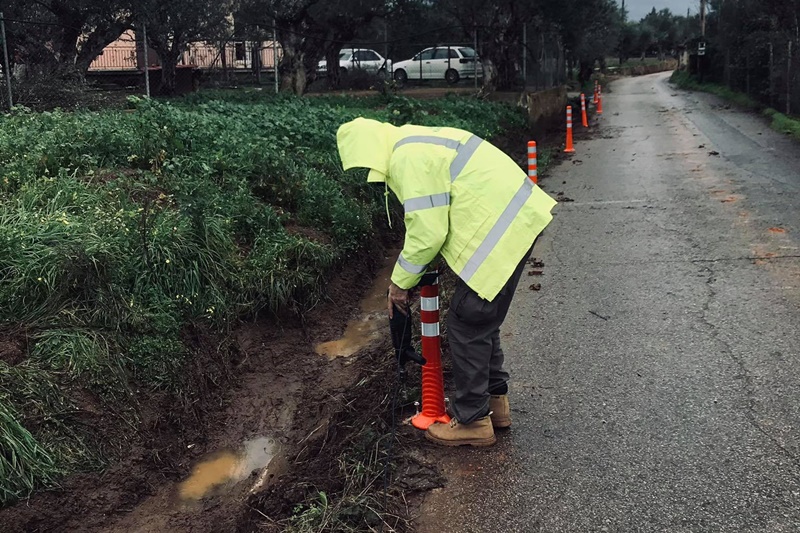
564, 106, 575, 153
527, 141, 537, 184
593, 80, 599, 104
580, 93, 589, 128
411, 275, 451, 430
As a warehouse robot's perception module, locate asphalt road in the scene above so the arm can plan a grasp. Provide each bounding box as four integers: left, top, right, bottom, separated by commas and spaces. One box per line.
417, 72, 800, 533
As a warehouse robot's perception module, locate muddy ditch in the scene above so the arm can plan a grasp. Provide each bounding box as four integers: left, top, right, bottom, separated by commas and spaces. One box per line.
1, 109, 578, 533
0, 239, 420, 532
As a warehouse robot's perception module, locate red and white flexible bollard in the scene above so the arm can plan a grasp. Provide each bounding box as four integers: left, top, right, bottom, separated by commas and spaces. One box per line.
564, 106, 575, 153
581, 93, 589, 128
528, 141, 538, 184
411, 273, 451, 430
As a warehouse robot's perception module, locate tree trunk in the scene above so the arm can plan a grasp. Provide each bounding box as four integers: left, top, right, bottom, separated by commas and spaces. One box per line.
76, 22, 129, 75
220, 40, 228, 82
159, 48, 181, 95
278, 29, 306, 95
495, 47, 517, 91
325, 47, 342, 89
578, 59, 594, 84
480, 58, 498, 95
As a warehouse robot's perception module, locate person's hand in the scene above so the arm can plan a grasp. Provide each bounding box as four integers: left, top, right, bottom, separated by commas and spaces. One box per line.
388, 282, 409, 318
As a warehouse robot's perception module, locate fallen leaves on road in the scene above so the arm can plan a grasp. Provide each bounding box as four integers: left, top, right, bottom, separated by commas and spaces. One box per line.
528, 270, 543, 276
529, 283, 542, 291
709, 151, 720, 156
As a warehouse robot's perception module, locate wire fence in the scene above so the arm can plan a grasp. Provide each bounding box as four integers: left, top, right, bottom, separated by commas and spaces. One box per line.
0, 15, 569, 106
689, 34, 798, 115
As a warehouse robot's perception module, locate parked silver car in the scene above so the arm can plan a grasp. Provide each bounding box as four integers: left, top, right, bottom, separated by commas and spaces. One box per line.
392, 46, 483, 84
318, 48, 392, 76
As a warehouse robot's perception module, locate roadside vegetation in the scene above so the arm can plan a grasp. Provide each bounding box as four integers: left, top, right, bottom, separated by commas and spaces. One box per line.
681, 2, 799, 127
0, 91, 526, 505
670, 71, 800, 143
670, 70, 760, 109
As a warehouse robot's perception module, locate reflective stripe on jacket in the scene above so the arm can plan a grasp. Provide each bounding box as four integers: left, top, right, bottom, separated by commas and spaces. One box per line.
337, 118, 556, 302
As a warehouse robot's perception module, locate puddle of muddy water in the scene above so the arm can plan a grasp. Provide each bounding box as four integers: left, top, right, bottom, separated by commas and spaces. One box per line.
178, 436, 277, 500
314, 252, 396, 359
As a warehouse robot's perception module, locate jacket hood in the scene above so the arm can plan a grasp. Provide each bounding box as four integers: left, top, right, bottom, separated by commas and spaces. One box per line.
336, 118, 398, 183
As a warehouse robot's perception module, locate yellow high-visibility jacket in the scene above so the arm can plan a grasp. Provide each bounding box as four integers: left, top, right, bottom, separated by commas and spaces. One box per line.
337, 117, 556, 302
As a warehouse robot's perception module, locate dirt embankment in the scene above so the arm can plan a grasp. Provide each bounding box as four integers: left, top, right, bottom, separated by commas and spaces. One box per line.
0, 240, 400, 532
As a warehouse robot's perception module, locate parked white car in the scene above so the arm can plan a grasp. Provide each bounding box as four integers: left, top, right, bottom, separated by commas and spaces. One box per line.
318, 48, 392, 76
392, 46, 483, 84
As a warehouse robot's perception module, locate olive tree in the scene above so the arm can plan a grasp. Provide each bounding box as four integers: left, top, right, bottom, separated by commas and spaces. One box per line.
3, 0, 132, 78
134, 0, 234, 94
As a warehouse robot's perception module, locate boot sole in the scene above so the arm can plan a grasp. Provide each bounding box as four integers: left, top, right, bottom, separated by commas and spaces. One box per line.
424, 432, 497, 447
491, 418, 512, 429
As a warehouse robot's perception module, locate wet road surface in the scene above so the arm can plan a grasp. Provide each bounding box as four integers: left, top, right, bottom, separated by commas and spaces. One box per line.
418, 71, 800, 533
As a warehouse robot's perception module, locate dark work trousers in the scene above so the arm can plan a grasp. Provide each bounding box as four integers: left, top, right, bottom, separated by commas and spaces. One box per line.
447, 246, 531, 425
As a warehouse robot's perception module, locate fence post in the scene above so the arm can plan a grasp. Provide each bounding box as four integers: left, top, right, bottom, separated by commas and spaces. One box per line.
273, 18, 279, 94
788, 40, 793, 116
522, 23, 527, 91
474, 26, 478, 90
141, 23, 151, 98
769, 41, 774, 107
0, 12, 12, 109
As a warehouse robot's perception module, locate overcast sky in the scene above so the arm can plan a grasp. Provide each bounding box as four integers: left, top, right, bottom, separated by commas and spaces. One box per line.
625, 0, 699, 21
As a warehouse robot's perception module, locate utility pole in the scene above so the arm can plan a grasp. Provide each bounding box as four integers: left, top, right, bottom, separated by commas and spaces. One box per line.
700, 0, 706, 37
621, 0, 626, 23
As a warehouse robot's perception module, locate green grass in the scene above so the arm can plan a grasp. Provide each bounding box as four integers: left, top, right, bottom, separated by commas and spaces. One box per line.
764, 108, 800, 142
669, 70, 761, 110
0, 91, 528, 505
671, 71, 800, 142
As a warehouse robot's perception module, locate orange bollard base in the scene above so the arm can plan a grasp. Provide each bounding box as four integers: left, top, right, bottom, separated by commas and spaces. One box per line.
411, 279, 450, 431
411, 412, 451, 430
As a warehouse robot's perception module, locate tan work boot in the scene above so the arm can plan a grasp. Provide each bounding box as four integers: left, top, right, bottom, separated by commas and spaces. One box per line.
425, 416, 496, 447
489, 395, 512, 428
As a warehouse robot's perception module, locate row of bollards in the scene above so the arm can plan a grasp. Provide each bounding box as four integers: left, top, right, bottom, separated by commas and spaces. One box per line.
527, 80, 605, 182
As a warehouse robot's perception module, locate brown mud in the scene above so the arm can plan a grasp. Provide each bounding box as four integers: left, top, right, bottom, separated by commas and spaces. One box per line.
0, 243, 400, 532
